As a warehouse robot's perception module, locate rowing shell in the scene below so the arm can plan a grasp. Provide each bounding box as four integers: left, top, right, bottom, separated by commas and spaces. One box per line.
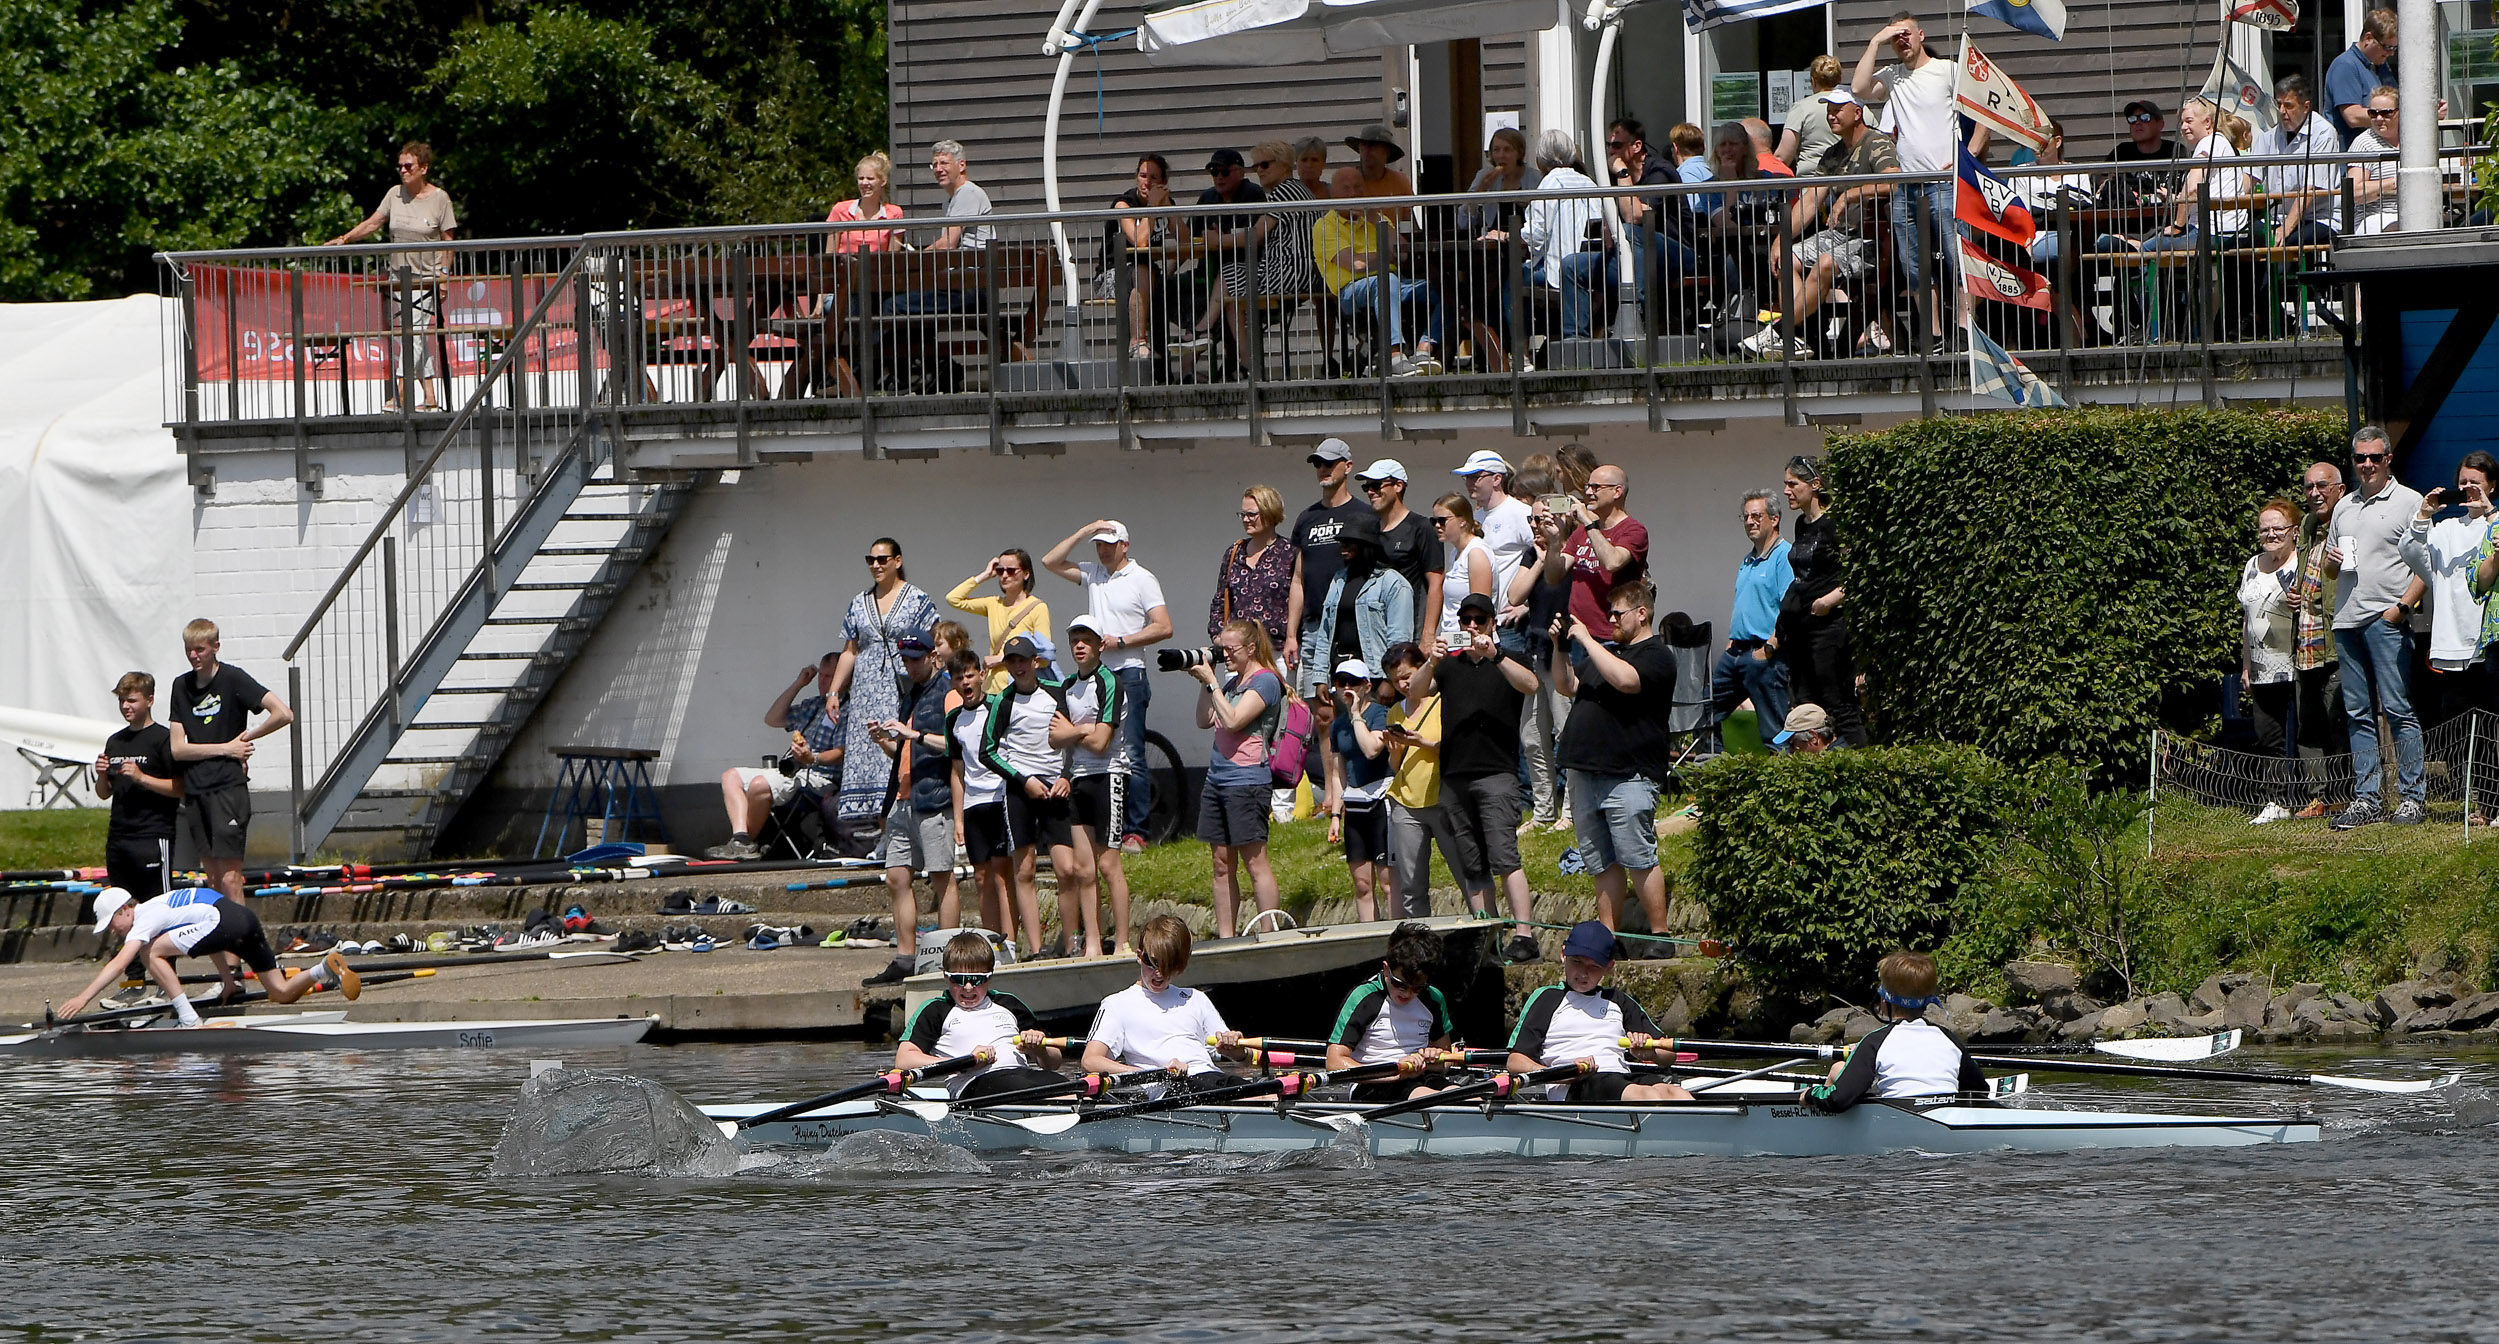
705, 1096, 2319, 1159
0, 1013, 658, 1058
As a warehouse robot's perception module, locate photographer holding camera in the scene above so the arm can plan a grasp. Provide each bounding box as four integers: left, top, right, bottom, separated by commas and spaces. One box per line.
706, 653, 845, 859
1191, 619, 1287, 938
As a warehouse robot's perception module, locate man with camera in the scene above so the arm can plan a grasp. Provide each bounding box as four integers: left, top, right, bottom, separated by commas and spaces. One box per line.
707, 652, 845, 859
1540, 463, 1650, 653
1043, 519, 1172, 852
1402, 593, 1543, 962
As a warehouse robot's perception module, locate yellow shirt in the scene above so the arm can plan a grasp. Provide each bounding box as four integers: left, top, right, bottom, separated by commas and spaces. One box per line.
1386, 694, 1442, 810
945, 574, 1051, 694
1312, 210, 1379, 298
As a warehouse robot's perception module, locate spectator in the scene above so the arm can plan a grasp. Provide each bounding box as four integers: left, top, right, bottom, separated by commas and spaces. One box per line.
2258, 74, 2344, 246
979, 635, 1085, 960
2018, 119, 2096, 275
1513, 129, 1611, 342
2103, 99, 2182, 208
2325, 426, 2428, 828
926, 139, 994, 251
2129, 96, 2252, 258
1456, 449, 1537, 654
947, 549, 1051, 695
1697, 122, 1787, 308
930, 618, 973, 661
2346, 86, 2403, 237
708, 653, 844, 859
1343, 124, 1416, 202
1714, 489, 1794, 742
1551, 577, 1676, 938
1750, 88, 1896, 361
1518, 491, 1578, 830
2398, 451, 2498, 729
1433, 492, 1497, 653
1323, 658, 1398, 921
1604, 119, 1699, 332
827, 538, 942, 847
1855, 12, 1965, 350
1543, 463, 1650, 641
1669, 122, 1711, 183
1778, 56, 1847, 170
1211, 482, 1296, 654
864, 629, 960, 985
942, 645, 1017, 941
1465, 126, 1540, 232
826, 150, 906, 253
1743, 118, 1796, 176
94, 672, 182, 903
1320, 511, 1417, 674
1107, 153, 1178, 364
1294, 135, 1333, 198
324, 141, 457, 412
2240, 500, 2305, 825
1316, 165, 1445, 375
1466, 125, 1543, 365
1181, 147, 1269, 377
882, 139, 993, 389
1191, 618, 1288, 937
1247, 140, 1323, 304
1405, 594, 1542, 962
2287, 460, 2352, 817
1041, 518, 1172, 851
1054, 618, 1131, 955
166, 618, 293, 905
1773, 454, 1867, 747
1381, 641, 1477, 917
2475, 513, 2499, 739
1772, 703, 1836, 753
2326, 8, 2399, 145
1287, 440, 1371, 695
1358, 459, 1444, 639
1554, 444, 1601, 496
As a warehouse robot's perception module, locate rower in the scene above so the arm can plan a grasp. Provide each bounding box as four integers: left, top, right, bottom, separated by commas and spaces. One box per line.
1805, 950, 1986, 1112
1504, 920, 1691, 1102
1324, 921, 1458, 1101
58, 886, 360, 1027
1081, 913, 1246, 1089
897, 930, 1066, 1099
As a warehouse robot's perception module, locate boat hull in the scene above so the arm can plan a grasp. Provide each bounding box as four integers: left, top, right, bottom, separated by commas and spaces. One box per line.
0, 1014, 658, 1057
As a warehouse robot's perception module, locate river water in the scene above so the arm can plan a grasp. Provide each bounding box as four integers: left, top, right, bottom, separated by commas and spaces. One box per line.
8, 1040, 2498, 1342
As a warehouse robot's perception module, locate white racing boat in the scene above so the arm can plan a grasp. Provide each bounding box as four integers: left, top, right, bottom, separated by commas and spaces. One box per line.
705, 1094, 2320, 1159
0, 1012, 658, 1057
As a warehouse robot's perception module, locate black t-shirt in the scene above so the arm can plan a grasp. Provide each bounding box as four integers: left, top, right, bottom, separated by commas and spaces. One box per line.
167, 662, 270, 792
1377, 508, 1443, 632
1193, 181, 1268, 235
1103, 186, 1155, 269
1786, 511, 1842, 607
2102, 140, 2181, 207
1434, 651, 1528, 781
1557, 635, 1678, 779
1290, 499, 1372, 620
102, 722, 180, 840
1332, 566, 1366, 670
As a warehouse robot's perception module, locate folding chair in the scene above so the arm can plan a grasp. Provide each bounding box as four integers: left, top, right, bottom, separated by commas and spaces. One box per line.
756, 775, 837, 860
1659, 615, 1716, 779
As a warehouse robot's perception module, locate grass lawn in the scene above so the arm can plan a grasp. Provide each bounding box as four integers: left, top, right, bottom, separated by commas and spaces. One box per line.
0, 809, 111, 872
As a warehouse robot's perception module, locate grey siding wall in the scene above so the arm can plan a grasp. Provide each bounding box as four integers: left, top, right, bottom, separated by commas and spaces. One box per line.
1484, 34, 1532, 120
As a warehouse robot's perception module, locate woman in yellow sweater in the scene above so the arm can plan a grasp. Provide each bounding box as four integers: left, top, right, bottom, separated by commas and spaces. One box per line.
947, 549, 1052, 693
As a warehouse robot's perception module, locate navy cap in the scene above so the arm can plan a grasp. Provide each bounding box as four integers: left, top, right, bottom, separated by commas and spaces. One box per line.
1559, 920, 1615, 963
1003, 635, 1042, 659
1206, 147, 1247, 172
895, 629, 934, 657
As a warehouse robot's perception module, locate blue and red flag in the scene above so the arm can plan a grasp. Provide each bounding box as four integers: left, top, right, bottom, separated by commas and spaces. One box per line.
1955, 143, 2036, 248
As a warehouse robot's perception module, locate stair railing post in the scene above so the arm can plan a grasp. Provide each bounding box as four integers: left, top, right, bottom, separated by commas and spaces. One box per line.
288, 663, 305, 863
479, 428, 497, 604
383, 536, 403, 735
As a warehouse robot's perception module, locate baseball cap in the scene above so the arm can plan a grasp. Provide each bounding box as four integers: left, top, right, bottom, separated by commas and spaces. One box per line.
1065, 615, 1102, 639
90, 886, 133, 935
1356, 458, 1408, 483
1772, 703, 1832, 745
1206, 147, 1247, 172
1308, 438, 1354, 465
1453, 449, 1513, 477
1559, 920, 1615, 964
1090, 520, 1130, 544
1456, 592, 1500, 622
1003, 635, 1043, 659
895, 629, 934, 657
1819, 88, 1860, 107
1333, 657, 1374, 682
2122, 98, 2162, 119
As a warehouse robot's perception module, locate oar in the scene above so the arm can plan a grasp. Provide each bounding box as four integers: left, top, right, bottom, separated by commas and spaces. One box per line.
783, 876, 892, 893
1990, 1030, 2242, 1062
993, 1056, 1446, 1136
1343, 1061, 1597, 1124
32, 968, 437, 1034
945, 1066, 1174, 1113
1683, 1057, 1814, 1095
737, 1051, 993, 1129
1665, 1036, 2453, 1094
1502, 920, 1729, 956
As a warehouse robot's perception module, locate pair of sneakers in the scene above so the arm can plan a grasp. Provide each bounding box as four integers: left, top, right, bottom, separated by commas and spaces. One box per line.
2331, 796, 2426, 830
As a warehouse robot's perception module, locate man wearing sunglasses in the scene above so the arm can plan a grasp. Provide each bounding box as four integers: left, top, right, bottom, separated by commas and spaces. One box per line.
897, 931, 1065, 1099
2100, 99, 2180, 210
2321, 426, 2428, 828
1550, 578, 1675, 943
1324, 922, 1458, 1102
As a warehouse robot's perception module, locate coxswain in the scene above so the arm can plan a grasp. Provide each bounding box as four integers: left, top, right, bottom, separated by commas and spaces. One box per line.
57, 886, 360, 1027
1080, 913, 1246, 1089
896, 930, 1066, 1099
1504, 920, 1691, 1101
1805, 950, 1987, 1111
1324, 921, 1459, 1101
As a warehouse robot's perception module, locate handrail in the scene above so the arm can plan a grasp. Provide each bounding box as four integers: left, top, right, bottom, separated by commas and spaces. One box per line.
281, 246, 590, 661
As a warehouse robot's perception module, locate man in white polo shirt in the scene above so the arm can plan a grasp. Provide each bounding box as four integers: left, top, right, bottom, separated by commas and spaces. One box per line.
1044, 518, 1173, 852
2324, 426, 2428, 830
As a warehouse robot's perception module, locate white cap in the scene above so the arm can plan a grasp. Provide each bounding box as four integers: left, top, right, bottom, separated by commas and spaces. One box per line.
1356, 458, 1408, 483
1090, 520, 1130, 544
1819, 88, 1861, 106
90, 886, 133, 935
1453, 449, 1513, 477
1333, 658, 1375, 681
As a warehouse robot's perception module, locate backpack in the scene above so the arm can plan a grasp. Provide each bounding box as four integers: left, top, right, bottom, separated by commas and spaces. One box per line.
1264, 693, 1316, 791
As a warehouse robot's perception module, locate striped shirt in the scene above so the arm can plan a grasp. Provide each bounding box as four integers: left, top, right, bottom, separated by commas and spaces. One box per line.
1259, 178, 1322, 296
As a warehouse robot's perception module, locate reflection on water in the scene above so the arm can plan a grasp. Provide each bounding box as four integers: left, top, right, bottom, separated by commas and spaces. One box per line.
7, 1041, 2499, 1342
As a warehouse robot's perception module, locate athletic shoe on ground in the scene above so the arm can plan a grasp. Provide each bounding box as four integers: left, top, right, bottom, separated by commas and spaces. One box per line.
818, 929, 848, 947
862, 957, 911, 986
2331, 798, 2384, 831
1407, 348, 1443, 376
692, 896, 757, 916
688, 933, 716, 953
1388, 352, 1418, 377
658, 890, 696, 916
2293, 800, 2330, 820
314, 951, 363, 1001
2390, 799, 2427, 826
1502, 935, 1541, 964
1120, 833, 1146, 855
612, 929, 661, 953
704, 838, 761, 860
2249, 802, 2291, 826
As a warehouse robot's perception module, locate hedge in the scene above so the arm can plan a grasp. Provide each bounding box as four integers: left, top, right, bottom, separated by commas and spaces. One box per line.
1822, 407, 2344, 788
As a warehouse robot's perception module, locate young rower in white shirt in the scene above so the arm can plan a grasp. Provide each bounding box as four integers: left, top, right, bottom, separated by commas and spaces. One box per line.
1325, 921, 1459, 1101
1082, 914, 1248, 1089
57, 886, 358, 1026
896, 931, 1065, 1098
1505, 920, 1691, 1101
1808, 950, 1987, 1111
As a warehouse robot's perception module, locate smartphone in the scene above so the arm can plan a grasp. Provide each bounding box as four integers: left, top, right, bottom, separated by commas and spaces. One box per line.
1538, 494, 1576, 515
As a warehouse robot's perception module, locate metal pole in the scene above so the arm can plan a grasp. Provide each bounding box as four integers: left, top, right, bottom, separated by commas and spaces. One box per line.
288, 663, 305, 863
383, 537, 403, 735
1040, 0, 1111, 361
2395, 0, 2439, 231
2146, 727, 2160, 858
1507, 225, 1529, 437
2467, 716, 2480, 845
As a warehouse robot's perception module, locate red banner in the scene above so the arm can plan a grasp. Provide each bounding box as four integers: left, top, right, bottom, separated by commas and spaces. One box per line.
1958, 237, 2053, 310
187, 266, 586, 381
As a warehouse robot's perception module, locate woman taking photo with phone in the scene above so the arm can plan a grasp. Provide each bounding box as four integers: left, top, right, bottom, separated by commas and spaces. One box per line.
1192, 619, 1286, 938
2399, 451, 2498, 736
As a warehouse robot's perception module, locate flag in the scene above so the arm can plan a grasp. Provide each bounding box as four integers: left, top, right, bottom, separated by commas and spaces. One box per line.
1956, 43, 2052, 153
1966, 322, 2067, 408
1958, 236, 2053, 310
2225, 0, 2296, 32
1956, 142, 2036, 246
1678, 0, 1826, 30
2201, 20, 2279, 132
1969, 0, 2067, 41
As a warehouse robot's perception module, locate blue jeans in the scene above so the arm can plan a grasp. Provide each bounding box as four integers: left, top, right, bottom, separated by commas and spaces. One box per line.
1631, 225, 1697, 310
1558, 252, 1616, 338
1710, 643, 1790, 732
2333, 620, 2425, 805
1339, 275, 1442, 352
1115, 665, 1153, 837
1889, 180, 1955, 291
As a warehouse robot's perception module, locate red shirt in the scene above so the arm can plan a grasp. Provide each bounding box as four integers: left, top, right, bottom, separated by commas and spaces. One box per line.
1563, 515, 1650, 631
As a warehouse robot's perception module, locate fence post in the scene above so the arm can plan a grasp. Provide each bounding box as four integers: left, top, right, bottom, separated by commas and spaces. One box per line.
2146, 727, 2160, 858
383, 536, 403, 736
1112, 233, 1134, 452
2468, 716, 2480, 846
2195, 175, 2218, 408
288, 663, 305, 864
1506, 225, 1529, 438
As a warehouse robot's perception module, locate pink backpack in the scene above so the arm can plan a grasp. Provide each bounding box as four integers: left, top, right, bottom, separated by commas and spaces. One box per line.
1265, 694, 1316, 790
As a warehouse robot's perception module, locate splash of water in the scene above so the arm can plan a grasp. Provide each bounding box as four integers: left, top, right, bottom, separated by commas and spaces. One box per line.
490, 1067, 742, 1178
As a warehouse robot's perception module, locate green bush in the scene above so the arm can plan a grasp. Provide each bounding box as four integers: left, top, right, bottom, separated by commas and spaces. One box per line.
1823, 407, 2343, 788
1688, 744, 2014, 1006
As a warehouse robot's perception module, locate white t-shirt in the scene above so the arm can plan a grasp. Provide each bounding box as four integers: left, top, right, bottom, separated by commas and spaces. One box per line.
1079, 560, 1168, 672
128, 887, 224, 953
1439, 537, 1495, 641
2348, 130, 2398, 236
2401, 512, 2498, 668
1864, 1019, 1969, 1099
2237, 555, 2298, 686
903, 991, 1038, 1095
1088, 982, 1229, 1073
2183, 134, 2251, 235
1873, 57, 1958, 173
989, 684, 1065, 781
951, 701, 1004, 806
1060, 666, 1120, 777
2255, 110, 2344, 233
1474, 496, 1535, 606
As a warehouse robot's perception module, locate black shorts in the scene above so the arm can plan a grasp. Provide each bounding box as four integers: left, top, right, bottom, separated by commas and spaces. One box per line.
1196, 781, 1269, 848
960, 1066, 1068, 1100
105, 835, 172, 900
1566, 1071, 1639, 1103
186, 900, 277, 975
1348, 1079, 1422, 1104
1005, 783, 1076, 851
1070, 773, 1119, 837
1342, 797, 1390, 865
962, 802, 1012, 865
176, 785, 251, 864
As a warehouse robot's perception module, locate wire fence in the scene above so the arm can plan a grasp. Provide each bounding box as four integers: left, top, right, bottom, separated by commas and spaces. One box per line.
2149, 708, 2498, 857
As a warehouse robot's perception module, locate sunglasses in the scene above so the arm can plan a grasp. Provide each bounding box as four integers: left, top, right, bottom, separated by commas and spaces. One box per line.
1786, 454, 1822, 481
1251, 159, 1278, 170
946, 971, 991, 987
1459, 614, 1492, 628
2126, 113, 2156, 125
2354, 452, 2390, 463
1385, 968, 1428, 992
1138, 952, 1163, 974
1608, 606, 1645, 620
2367, 108, 2398, 118
1360, 481, 1390, 494
866, 553, 898, 564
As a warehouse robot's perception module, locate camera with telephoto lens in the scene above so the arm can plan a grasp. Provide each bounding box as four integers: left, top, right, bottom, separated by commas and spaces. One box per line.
1157, 645, 1219, 672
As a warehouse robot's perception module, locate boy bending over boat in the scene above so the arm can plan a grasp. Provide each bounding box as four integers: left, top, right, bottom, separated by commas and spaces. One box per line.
58, 886, 359, 1027
1505, 921, 1691, 1102
1082, 914, 1246, 1089
898, 930, 1066, 1099
1326, 921, 1458, 1101
1806, 950, 1987, 1112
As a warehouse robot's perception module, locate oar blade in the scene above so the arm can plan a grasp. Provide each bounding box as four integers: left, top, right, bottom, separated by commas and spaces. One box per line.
1989, 1073, 2029, 1098
2310, 1071, 2458, 1095
1000, 1111, 1084, 1135
2097, 1031, 2240, 1062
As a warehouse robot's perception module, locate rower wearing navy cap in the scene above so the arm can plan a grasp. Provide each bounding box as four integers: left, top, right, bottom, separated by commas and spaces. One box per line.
1504, 920, 1692, 1101
1805, 950, 1987, 1112
56, 886, 359, 1026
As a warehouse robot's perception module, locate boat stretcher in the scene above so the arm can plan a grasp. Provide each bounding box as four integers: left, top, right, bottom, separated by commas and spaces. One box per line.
0, 1012, 657, 1057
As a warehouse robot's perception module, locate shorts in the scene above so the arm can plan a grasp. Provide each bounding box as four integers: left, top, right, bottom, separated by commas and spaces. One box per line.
1348, 1079, 1420, 1104
1005, 782, 1077, 851
1341, 797, 1390, 865
105, 835, 172, 900
732, 765, 801, 805
960, 1065, 1067, 1100
185, 899, 278, 975
176, 785, 251, 864
880, 806, 955, 874
1567, 770, 1661, 872
1197, 780, 1270, 848
1565, 1071, 1639, 1103
1070, 773, 1122, 837
961, 801, 1011, 865
1437, 772, 1521, 882
1791, 228, 1872, 281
